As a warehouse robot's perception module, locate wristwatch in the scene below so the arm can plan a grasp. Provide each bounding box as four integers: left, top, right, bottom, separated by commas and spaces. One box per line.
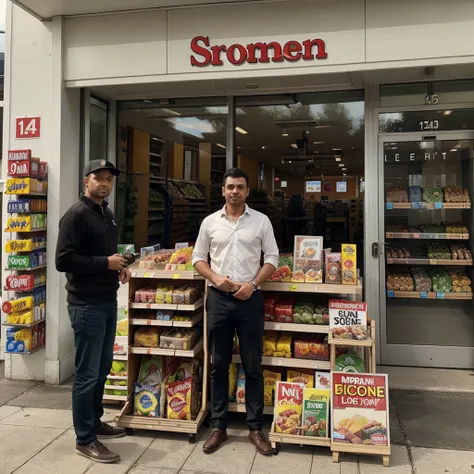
250, 281, 258, 290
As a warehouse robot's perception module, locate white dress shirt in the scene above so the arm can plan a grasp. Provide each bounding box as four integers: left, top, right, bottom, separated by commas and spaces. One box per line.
192, 204, 279, 284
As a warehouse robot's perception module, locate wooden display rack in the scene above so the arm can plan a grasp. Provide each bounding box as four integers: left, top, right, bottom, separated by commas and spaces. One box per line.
114, 264, 208, 443
331, 444, 390, 468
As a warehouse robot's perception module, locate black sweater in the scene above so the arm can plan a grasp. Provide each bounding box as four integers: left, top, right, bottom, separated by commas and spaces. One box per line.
55, 195, 119, 304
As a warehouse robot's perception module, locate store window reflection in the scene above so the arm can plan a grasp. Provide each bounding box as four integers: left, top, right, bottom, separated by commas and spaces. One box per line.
234, 91, 365, 264
116, 99, 227, 250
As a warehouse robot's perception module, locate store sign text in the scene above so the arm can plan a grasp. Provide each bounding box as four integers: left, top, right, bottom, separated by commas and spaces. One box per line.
385, 152, 448, 163
190, 36, 327, 67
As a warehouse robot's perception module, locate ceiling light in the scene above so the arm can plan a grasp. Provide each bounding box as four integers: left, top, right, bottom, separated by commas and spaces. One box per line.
444, 110, 452, 115
289, 161, 292, 164
144, 100, 153, 104
291, 144, 298, 149
235, 127, 248, 135
335, 157, 342, 162
339, 164, 345, 167
343, 173, 347, 176
450, 148, 457, 152
262, 146, 267, 149
282, 129, 289, 137
342, 167, 347, 171
333, 148, 343, 151
216, 143, 226, 149
313, 141, 324, 145
314, 125, 331, 129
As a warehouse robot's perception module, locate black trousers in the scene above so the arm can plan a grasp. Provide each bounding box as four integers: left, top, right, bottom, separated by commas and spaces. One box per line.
207, 288, 265, 431
68, 302, 117, 446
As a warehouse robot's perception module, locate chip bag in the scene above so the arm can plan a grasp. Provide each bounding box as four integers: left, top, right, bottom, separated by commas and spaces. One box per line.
263, 369, 281, 406
134, 382, 161, 417
167, 377, 193, 420
287, 370, 314, 388
274, 381, 304, 434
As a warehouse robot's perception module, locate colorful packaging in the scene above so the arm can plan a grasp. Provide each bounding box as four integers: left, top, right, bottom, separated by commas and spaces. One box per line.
315, 372, 330, 389
263, 332, 278, 356
325, 252, 342, 284
133, 327, 159, 348
304, 387, 330, 403
134, 383, 161, 417
274, 381, 305, 435
138, 356, 163, 385
302, 387, 329, 438
293, 236, 323, 283
5, 327, 34, 353
263, 370, 281, 406
341, 244, 357, 285
275, 334, 292, 358
287, 370, 314, 388
229, 363, 237, 402
167, 377, 193, 420
236, 364, 246, 404
2, 296, 33, 314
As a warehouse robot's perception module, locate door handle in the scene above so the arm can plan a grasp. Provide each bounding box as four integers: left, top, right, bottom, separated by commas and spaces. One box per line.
372, 242, 379, 258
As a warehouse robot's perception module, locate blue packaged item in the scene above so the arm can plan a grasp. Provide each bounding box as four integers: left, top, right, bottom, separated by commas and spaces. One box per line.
134, 382, 161, 417
408, 186, 423, 203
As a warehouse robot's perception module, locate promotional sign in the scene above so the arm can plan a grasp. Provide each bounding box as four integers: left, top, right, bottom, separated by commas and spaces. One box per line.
16, 117, 41, 139
332, 372, 390, 447
329, 300, 368, 340
306, 180, 322, 193
336, 181, 347, 193
293, 235, 324, 283
7, 150, 37, 177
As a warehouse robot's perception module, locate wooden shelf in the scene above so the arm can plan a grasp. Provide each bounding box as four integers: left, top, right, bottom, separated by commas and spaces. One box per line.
107, 375, 128, 381
130, 269, 203, 280
103, 394, 128, 402
386, 258, 472, 266
269, 423, 331, 447
130, 339, 203, 358
129, 297, 204, 312
232, 354, 330, 370
387, 291, 473, 300
386, 202, 470, 210
264, 321, 329, 334
228, 403, 274, 415
261, 281, 361, 295
328, 335, 373, 347
113, 355, 128, 361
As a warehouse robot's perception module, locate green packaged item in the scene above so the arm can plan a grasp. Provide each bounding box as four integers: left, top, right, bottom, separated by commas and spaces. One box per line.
138, 356, 163, 384
423, 186, 443, 203
302, 399, 328, 437
334, 354, 365, 373
429, 269, 452, 293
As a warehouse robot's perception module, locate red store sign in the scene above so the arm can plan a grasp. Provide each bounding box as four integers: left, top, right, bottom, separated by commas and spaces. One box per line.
190, 36, 327, 67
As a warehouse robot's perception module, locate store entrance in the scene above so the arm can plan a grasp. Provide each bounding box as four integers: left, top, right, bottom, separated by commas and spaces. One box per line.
378, 131, 474, 368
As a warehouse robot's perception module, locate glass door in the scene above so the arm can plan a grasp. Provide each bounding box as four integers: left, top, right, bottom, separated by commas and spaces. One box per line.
379, 132, 474, 368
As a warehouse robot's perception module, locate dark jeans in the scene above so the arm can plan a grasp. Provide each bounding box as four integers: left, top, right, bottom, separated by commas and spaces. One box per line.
207, 288, 265, 431
68, 302, 117, 446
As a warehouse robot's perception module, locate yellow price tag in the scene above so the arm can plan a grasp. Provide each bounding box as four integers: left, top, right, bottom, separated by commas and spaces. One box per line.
429, 259, 437, 265
173, 274, 180, 280
144, 272, 150, 278
290, 284, 298, 292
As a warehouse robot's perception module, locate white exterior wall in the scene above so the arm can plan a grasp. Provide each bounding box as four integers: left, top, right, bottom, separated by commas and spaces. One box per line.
2, 5, 79, 383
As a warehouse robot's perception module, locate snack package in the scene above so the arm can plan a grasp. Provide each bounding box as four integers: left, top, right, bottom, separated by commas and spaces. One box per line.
236, 364, 246, 404
287, 370, 314, 388
275, 334, 292, 358
444, 186, 470, 203
134, 327, 159, 348
229, 363, 237, 402
341, 244, 357, 285
293, 236, 323, 283
315, 371, 330, 389
275, 300, 294, 323
408, 185, 423, 203
263, 332, 278, 356
423, 185, 443, 203
138, 356, 163, 384
263, 369, 281, 406
386, 187, 408, 203
274, 381, 305, 434
270, 254, 293, 282
264, 294, 279, 321
134, 383, 161, 417
233, 333, 240, 354
302, 387, 329, 438
325, 252, 342, 284
110, 360, 127, 376
294, 335, 328, 361
167, 378, 193, 420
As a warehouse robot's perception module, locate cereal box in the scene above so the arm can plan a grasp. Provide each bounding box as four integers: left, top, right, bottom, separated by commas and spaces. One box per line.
263, 370, 281, 406
302, 387, 329, 438
293, 236, 323, 283
287, 370, 314, 388
274, 381, 305, 435
341, 244, 357, 285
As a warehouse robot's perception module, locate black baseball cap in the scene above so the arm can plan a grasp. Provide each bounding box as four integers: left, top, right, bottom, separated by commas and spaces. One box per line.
84, 160, 120, 177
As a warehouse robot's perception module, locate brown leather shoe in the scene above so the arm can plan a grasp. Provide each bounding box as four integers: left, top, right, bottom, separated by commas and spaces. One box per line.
96, 422, 126, 439
248, 430, 272, 456
75, 441, 120, 463
202, 428, 228, 453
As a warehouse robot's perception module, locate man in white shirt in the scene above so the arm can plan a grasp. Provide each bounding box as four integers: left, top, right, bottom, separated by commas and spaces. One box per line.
192, 168, 279, 456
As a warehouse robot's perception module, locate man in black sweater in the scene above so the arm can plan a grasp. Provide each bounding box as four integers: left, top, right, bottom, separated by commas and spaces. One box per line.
56, 160, 131, 463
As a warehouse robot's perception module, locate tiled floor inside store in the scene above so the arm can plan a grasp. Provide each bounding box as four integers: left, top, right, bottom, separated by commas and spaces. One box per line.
1, 362, 474, 474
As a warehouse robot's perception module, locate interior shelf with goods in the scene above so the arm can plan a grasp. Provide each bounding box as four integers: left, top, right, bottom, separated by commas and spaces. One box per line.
383, 139, 474, 350
210, 155, 225, 212
149, 135, 164, 179
2, 150, 48, 355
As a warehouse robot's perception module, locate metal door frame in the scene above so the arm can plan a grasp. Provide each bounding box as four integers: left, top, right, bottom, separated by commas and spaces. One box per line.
378, 130, 474, 368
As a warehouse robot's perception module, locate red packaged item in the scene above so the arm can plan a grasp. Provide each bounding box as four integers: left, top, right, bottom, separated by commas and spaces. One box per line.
275, 300, 294, 323
264, 294, 279, 321
294, 334, 329, 361
5, 274, 35, 291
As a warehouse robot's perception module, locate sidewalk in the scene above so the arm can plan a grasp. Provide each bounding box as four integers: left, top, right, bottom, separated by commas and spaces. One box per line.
0, 370, 473, 473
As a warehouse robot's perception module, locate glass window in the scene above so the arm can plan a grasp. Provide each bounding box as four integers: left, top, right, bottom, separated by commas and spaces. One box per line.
89, 96, 108, 161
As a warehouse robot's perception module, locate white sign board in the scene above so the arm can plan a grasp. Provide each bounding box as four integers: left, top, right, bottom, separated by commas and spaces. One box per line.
329, 300, 368, 340
306, 180, 321, 193
336, 181, 347, 193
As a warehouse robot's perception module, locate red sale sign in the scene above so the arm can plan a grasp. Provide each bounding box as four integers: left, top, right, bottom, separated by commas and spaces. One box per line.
16, 116, 41, 139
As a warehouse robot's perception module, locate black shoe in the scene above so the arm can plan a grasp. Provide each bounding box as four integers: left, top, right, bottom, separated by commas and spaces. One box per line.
96, 422, 126, 439
75, 441, 120, 463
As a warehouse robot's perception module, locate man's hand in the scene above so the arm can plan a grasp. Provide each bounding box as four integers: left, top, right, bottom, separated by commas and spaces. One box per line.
108, 254, 126, 271
233, 282, 255, 301
212, 275, 236, 292
119, 267, 131, 284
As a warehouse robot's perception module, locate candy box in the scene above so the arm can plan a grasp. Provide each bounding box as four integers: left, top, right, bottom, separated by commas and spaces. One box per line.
6, 327, 34, 353
341, 244, 357, 285
5, 274, 36, 291
274, 381, 305, 434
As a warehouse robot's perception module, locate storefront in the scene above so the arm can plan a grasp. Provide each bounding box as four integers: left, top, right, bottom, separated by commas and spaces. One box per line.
2, 0, 474, 383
